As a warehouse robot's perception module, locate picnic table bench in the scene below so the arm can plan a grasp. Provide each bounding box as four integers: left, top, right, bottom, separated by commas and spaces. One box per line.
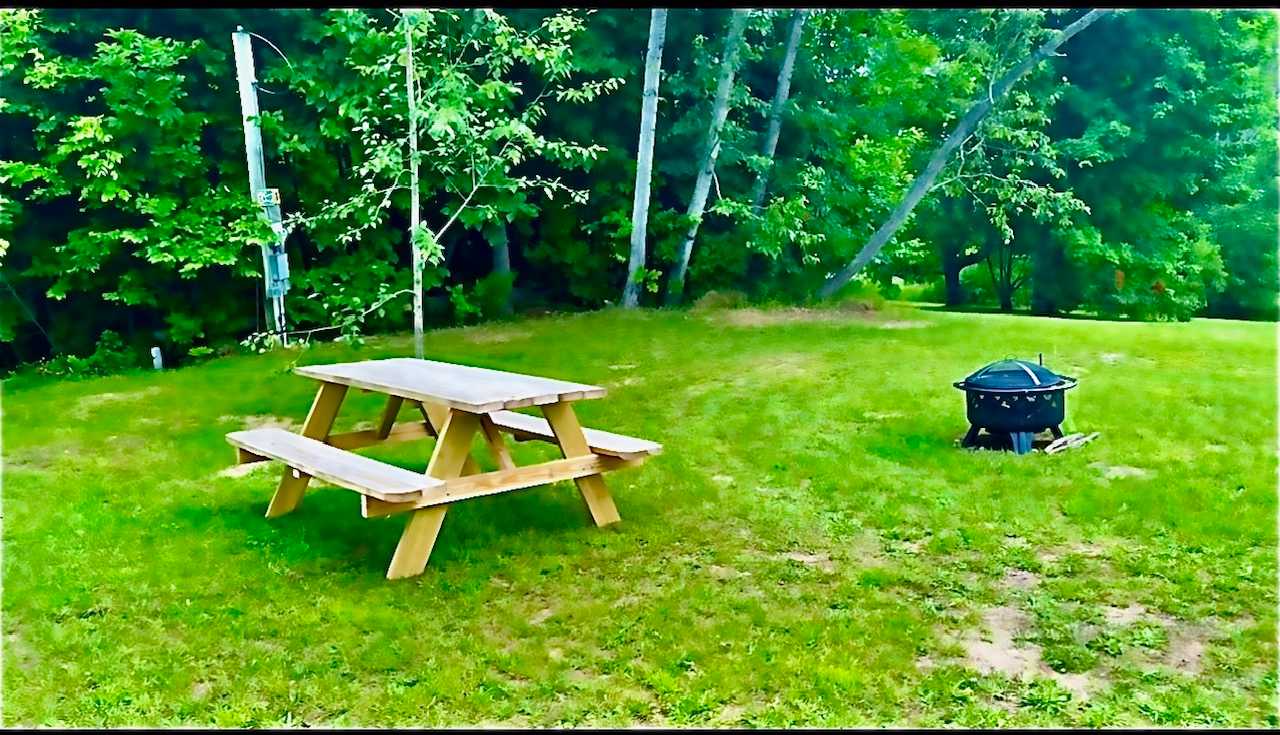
226, 357, 660, 579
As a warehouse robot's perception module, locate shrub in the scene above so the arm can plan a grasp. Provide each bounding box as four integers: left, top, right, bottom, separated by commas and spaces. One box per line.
690, 290, 749, 311
820, 279, 885, 311
900, 280, 946, 303
35, 330, 139, 378
472, 271, 516, 320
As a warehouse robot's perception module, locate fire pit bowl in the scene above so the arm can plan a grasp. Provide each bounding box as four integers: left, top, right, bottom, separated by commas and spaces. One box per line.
953, 358, 1077, 454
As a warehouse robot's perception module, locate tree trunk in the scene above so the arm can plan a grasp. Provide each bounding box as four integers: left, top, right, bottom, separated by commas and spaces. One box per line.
942, 250, 965, 306
403, 11, 424, 358
750, 9, 807, 211
998, 289, 1014, 312
816, 9, 1110, 300
986, 255, 1013, 312
665, 8, 751, 306
623, 9, 669, 308
485, 219, 513, 316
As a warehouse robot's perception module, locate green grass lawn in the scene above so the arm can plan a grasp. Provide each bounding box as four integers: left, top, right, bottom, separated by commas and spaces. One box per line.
3, 304, 1276, 727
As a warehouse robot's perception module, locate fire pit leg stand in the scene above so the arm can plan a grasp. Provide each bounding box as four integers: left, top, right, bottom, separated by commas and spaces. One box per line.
1049, 425, 1064, 439
961, 425, 981, 448
1011, 432, 1035, 455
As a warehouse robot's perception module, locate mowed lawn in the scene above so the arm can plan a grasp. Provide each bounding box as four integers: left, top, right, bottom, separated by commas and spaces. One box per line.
3, 304, 1276, 727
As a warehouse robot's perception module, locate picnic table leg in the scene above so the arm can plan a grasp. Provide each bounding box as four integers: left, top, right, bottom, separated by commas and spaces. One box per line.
266, 382, 349, 518
416, 400, 482, 475
478, 414, 516, 471
377, 395, 405, 439
541, 402, 621, 527
386, 408, 481, 579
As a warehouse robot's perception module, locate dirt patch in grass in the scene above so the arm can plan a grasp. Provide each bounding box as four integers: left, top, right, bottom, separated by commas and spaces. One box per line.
72, 386, 161, 419
1163, 628, 1207, 675
6, 442, 80, 471
1088, 462, 1153, 481
747, 353, 822, 380
961, 606, 1042, 678
711, 703, 748, 725
191, 681, 213, 701
708, 564, 748, 581
4, 627, 39, 671
779, 551, 836, 573
1102, 603, 1150, 626
464, 328, 523, 344
1040, 539, 1114, 564
216, 461, 276, 479
713, 304, 911, 328
221, 414, 301, 431
937, 605, 1107, 701
1000, 569, 1041, 591
1090, 603, 1220, 677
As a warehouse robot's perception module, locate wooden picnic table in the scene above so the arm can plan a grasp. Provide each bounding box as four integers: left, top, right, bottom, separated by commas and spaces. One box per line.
226, 357, 661, 579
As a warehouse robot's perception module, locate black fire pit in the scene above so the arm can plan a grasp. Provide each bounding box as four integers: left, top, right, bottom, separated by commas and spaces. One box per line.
953, 357, 1077, 454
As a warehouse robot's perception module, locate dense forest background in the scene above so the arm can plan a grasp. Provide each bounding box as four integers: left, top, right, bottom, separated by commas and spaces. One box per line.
1, 8, 1276, 371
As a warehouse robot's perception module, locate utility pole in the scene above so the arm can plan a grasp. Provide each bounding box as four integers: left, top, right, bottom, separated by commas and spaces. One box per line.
232, 26, 290, 344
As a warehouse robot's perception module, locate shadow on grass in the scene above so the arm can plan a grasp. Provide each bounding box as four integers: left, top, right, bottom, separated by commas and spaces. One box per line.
174, 481, 597, 577
916, 303, 1160, 324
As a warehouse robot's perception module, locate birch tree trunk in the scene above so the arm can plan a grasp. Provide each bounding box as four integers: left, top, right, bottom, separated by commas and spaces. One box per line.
816, 9, 1110, 300
665, 8, 750, 305
485, 219, 513, 316
623, 9, 669, 308
403, 11, 424, 358
750, 9, 807, 211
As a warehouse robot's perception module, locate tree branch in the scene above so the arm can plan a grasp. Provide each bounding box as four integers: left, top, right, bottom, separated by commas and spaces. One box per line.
816, 8, 1111, 299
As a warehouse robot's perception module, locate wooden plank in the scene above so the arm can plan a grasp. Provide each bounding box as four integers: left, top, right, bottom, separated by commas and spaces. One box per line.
228, 427, 441, 502
415, 400, 438, 437
418, 400, 480, 475
362, 455, 642, 517
385, 507, 447, 580
326, 421, 432, 450
478, 414, 516, 471
301, 382, 348, 440
385, 407, 480, 580
428, 454, 635, 505
265, 381, 347, 517
377, 395, 405, 439
237, 446, 266, 464
541, 402, 621, 527
425, 409, 481, 480
487, 409, 662, 460
362, 495, 417, 519
294, 358, 606, 413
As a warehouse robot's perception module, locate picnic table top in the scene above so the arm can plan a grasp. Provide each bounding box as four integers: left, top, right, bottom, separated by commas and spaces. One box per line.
294, 357, 606, 413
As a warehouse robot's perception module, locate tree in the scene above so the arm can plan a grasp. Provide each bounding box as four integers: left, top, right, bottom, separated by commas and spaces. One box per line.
1045, 10, 1275, 320
749, 9, 806, 211
0, 10, 272, 357
816, 9, 1110, 299
281, 9, 617, 340
664, 8, 750, 305
402, 9, 425, 356
622, 9, 668, 308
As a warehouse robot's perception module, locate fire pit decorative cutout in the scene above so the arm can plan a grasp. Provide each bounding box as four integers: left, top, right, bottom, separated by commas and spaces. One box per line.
954, 357, 1078, 455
